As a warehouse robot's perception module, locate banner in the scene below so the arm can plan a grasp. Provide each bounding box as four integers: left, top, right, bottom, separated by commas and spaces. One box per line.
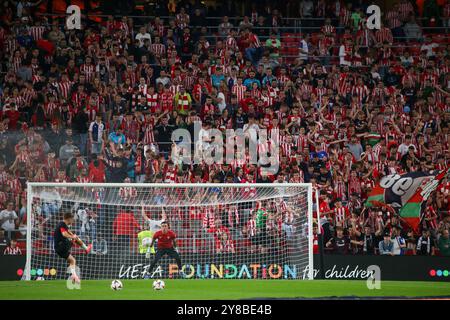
365, 168, 450, 231
0, 255, 26, 280
3, 254, 450, 282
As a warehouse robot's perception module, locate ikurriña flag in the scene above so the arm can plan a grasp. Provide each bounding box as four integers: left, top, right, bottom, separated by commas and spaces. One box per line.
365, 167, 450, 231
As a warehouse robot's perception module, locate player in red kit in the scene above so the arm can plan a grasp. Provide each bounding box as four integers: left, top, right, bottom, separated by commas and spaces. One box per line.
146, 221, 185, 278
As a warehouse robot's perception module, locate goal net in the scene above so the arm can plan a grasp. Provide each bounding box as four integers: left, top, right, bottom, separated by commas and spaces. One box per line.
25, 183, 314, 281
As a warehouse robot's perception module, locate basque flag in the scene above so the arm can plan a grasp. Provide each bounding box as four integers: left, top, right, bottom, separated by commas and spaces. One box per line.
365, 168, 450, 231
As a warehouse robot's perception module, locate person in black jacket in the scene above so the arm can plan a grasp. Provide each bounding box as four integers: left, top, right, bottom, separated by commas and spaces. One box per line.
154, 117, 176, 158
72, 108, 89, 156
104, 146, 128, 183
352, 225, 376, 255
45, 122, 64, 154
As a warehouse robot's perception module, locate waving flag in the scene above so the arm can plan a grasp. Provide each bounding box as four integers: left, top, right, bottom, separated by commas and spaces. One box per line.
365, 168, 450, 231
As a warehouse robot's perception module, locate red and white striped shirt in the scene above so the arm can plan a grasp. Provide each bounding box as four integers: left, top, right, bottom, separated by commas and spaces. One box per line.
375, 27, 393, 44
385, 10, 402, 29
348, 176, 362, 195
227, 208, 240, 228
119, 21, 130, 37
352, 84, 369, 103
22, 88, 36, 106
232, 84, 247, 102
119, 186, 137, 200
159, 92, 174, 112
280, 140, 294, 159
398, 2, 414, 21
147, 93, 159, 112
297, 135, 309, 153
10, 56, 22, 73
334, 181, 347, 200
151, 43, 166, 56
80, 64, 96, 83
29, 26, 46, 41
247, 218, 257, 237
7, 178, 22, 195
58, 81, 73, 99
321, 24, 336, 35
6, 39, 18, 55
3, 246, 22, 255
424, 205, 438, 230
202, 207, 216, 229
217, 239, 235, 253
226, 36, 238, 52
249, 33, 261, 48
76, 175, 91, 184
44, 102, 59, 120
333, 206, 349, 226
176, 13, 190, 29
143, 123, 155, 145
169, 84, 182, 96
340, 7, 351, 26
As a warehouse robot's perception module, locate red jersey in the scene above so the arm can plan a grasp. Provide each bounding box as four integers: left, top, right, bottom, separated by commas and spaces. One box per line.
153, 230, 176, 249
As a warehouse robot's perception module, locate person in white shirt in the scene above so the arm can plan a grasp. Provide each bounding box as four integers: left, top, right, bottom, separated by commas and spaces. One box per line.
391, 226, 406, 255
0, 202, 19, 232
135, 26, 151, 48
299, 34, 309, 61
218, 16, 233, 37
420, 36, 439, 57
243, 115, 260, 134
196, 121, 212, 157
339, 39, 352, 66
212, 87, 226, 112
397, 135, 416, 157
400, 51, 415, 67
40, 188, 62, 218
141, 204, 167, 233
89, 114, 105, 155
156, 70, 171, 87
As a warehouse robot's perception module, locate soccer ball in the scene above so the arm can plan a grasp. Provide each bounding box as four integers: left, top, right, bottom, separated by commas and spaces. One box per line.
152, 279, 165, 290
36, 277, 45, 281
111, 279, 123, 290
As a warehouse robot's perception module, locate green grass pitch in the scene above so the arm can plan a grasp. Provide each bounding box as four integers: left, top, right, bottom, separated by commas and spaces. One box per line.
0, 280, 449, 299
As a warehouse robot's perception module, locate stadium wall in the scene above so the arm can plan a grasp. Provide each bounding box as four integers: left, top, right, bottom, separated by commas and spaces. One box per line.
1, 254, 449, 281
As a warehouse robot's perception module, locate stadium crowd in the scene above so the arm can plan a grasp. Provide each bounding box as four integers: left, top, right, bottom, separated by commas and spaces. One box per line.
0, 0, 449, 256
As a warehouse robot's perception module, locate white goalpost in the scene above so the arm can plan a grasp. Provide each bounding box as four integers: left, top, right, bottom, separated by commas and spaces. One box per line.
25, 183, 314, 281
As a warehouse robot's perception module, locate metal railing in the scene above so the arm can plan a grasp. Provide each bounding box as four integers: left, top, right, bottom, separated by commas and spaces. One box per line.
1, 12, 446, 70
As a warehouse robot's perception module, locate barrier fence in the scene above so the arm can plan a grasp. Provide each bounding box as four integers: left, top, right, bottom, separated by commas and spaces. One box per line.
1, 254, 450, 281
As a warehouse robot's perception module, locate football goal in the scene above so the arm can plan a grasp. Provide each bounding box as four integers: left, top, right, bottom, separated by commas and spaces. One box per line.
25, 183, 314, 280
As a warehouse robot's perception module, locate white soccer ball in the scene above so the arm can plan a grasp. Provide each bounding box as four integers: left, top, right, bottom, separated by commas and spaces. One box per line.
152, 279, 165, 290
111, 279, 123, 290
36, 277, 45, 281
142, 237, 152, 247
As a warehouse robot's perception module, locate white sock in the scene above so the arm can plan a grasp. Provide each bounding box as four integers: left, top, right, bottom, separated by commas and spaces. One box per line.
69, 267, 77, 277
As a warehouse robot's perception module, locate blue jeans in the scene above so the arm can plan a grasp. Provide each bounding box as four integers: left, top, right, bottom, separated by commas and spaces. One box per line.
136, 174, 146, 183
42, 203, 59, 218
245, 47, 263, 66
91, 142, 102, 155
76, 133, 88, 156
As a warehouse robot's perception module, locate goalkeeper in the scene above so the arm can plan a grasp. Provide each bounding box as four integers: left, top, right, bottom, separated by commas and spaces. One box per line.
146, 221, 185, 278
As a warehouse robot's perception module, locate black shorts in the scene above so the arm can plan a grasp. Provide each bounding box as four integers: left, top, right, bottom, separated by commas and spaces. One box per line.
55, 241, 72, 260
156, 248, 180, 258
